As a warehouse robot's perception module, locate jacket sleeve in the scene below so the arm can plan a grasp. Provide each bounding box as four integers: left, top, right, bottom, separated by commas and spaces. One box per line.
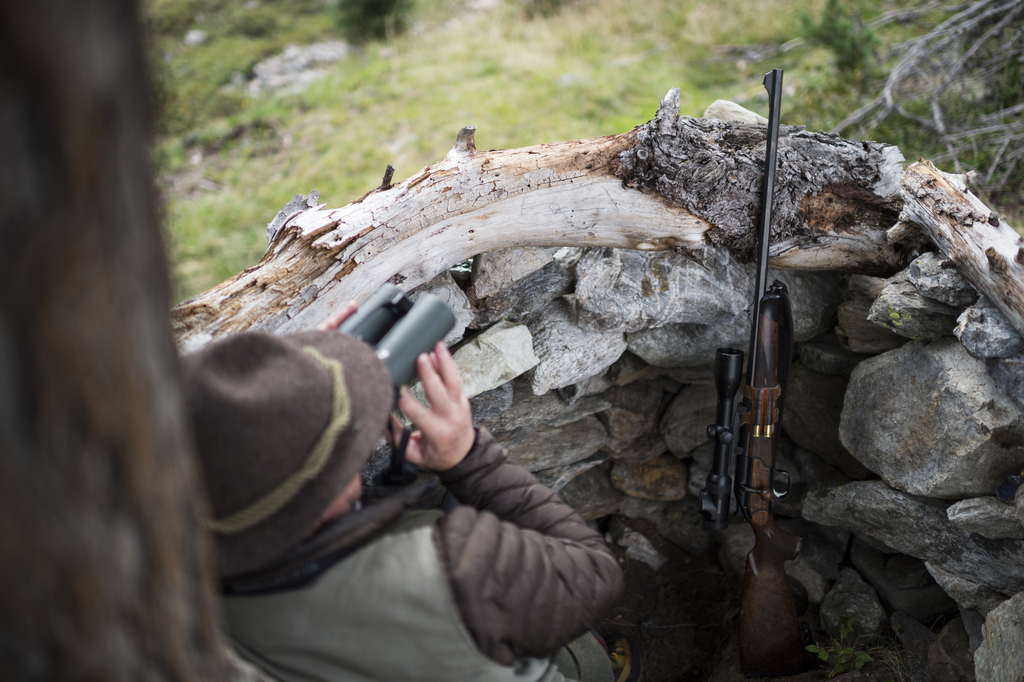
433, 427, 624, 666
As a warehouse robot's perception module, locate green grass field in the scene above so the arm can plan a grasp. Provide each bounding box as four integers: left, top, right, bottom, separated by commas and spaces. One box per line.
147, 0, 1013, 303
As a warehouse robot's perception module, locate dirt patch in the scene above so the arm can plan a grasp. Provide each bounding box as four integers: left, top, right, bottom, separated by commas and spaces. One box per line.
598, 516, 741, 681
597, 516, 902, 682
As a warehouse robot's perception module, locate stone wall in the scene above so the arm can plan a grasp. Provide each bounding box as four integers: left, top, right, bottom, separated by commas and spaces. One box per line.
403, 240, 1024, 681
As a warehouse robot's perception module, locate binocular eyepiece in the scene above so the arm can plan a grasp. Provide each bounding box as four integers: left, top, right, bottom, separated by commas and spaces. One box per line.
339, 283, 456, 387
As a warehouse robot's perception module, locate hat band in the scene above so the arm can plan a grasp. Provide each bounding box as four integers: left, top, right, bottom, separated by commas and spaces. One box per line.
207, 347, 352, 535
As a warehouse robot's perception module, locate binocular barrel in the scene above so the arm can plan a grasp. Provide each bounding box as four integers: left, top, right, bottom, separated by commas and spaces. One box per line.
700, 347, 744, 530
338, 283, 412, 345
339, 283, 456, 386
376, 296, 456, 386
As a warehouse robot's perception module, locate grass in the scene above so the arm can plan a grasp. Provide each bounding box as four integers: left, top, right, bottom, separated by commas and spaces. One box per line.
147, 0, 1015, 303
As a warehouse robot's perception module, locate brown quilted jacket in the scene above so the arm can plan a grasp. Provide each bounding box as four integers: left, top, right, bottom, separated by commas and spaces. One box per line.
434, 428, 624, 666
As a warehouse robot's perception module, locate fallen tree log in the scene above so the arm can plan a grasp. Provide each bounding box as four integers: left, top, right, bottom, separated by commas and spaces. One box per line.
172, 89, 910, 351
900, 160, 1024, 336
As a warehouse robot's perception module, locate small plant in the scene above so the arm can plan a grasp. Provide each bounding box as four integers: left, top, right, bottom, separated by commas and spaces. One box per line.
806, 618, 874, 679
333, 0, 410, 42
799, 0, 879, 74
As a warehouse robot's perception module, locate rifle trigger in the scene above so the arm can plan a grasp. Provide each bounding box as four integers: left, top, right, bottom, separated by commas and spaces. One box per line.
772, 469, 793, 500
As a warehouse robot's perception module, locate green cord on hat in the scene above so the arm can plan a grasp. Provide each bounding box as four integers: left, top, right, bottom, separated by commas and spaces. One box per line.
207, 347, 352, 535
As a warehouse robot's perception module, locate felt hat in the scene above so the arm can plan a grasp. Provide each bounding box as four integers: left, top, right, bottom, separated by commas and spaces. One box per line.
183, 331, 392, 578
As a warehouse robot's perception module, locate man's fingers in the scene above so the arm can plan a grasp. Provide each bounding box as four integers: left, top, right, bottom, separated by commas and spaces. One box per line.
397, 385, 439, 431
433, 343, 465, 399
416, 352, 455, 414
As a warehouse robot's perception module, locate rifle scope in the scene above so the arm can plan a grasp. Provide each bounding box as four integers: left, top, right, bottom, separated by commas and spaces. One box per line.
701, 347, 745, 530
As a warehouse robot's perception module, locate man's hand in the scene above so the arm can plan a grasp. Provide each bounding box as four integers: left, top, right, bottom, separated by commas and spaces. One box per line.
393, 343, 475, 472
317, 301, 358, 331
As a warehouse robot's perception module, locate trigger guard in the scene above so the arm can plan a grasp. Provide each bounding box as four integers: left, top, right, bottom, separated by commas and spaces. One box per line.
772, 469, 792, 500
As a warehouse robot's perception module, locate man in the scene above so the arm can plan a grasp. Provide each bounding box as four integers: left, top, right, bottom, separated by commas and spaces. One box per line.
183, 302, 632, 682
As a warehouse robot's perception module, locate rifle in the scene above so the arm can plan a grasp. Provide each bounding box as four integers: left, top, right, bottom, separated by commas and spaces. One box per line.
699, 69, 811, 677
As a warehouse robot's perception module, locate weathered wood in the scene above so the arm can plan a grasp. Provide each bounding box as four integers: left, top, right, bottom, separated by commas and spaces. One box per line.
900, 160, 1024, 337
172, 90, 908, 351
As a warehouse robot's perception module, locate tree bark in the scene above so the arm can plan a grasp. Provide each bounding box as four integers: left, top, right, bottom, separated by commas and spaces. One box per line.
0, 1, 223, 679
171, 90, 908, 351
900, 160, 1024, 337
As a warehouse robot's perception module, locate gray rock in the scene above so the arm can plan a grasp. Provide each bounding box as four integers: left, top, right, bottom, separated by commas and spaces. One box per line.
408, 270, 473, 345
248, 41, 350, 95
595, 382, 663, 452
908, 252, 979, 308
947, 497, 1024, 540
478, 377, 610, 433
890, 611, 938, 682
926, 564, 1011, 616
868, 269, 962, 341
661, 383, 718, 456
927, 617, 975, 682
472, 258, 575, 327
469, 381, 513, 421
558, 466, 623, 520
609, 455, 688, 501
627, 317, 749, 368
451, 321, 540, 398
184, 29, 207, 46
533, 454, 607, 493
839, 338, 1024, 498
955, 297, 1024, 360
1018, 485, 1024, 532
603, 351, 658, 387
959, 607, 985, 656
471, 246, 556, 299
716, 522, 755, 577
797, 332, 873, 379
836, 297, 908, 354
525, 297, 627, 394
820, 568, 887, 639
850, 539, 957, 624
655, 363, 715, 385
986, 351, 1024, 413
802, 481, 1024, 596
575, 247, 753, 332
609, 431, 668, 466
782, 362, 872, 480
622, 260, 849, 364
498, 414, 608, 472
618, 528, 668, 571
774, 269, 849, 342
790, 446, 852, 494
618, 495, 714, 556
781, 518, 851, 586
703, 99, 768, 124
974, 593, 1024, 682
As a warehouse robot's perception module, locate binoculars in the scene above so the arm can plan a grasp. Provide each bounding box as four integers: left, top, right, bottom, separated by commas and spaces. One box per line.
339, 283, 456, 387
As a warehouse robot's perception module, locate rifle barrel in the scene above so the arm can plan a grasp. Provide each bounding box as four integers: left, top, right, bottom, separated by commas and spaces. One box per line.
747, 68, 783, 386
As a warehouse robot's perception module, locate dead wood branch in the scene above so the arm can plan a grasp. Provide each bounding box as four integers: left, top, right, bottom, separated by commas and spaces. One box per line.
901, 160, 1024, 336
171, 89, 908, 351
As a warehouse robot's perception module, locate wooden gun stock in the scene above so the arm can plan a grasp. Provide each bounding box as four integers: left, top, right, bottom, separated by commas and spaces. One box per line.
739, 516, 806, 675
736, 283, 808, 676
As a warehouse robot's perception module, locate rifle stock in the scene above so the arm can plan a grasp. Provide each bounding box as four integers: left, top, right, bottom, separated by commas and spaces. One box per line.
739, 516, 806, 675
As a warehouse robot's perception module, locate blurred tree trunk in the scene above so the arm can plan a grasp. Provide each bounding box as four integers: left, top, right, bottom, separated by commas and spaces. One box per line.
0, 1, 223, 679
